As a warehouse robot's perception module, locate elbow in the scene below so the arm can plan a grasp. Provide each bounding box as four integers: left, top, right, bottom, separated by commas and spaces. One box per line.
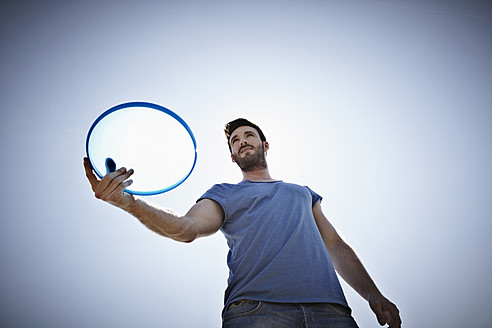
176, 236, 197, 244
171, 233, 196, 243
171, 229, 197, 243
172, 218, 198, 243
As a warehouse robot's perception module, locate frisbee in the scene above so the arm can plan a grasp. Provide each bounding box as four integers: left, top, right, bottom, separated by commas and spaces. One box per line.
86, 102, 197, 195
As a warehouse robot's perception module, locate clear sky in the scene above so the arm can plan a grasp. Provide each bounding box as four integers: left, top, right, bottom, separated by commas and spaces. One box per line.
1, 0, 491, 327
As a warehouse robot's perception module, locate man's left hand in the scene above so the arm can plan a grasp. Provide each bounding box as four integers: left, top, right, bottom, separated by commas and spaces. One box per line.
368, 293, 401, 328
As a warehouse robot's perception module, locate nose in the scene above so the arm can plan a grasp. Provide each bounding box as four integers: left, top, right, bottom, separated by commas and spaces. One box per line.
240, 139, 253, 149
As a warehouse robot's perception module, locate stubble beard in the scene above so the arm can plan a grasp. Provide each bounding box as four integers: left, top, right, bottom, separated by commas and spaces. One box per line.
233, 143, 267, 172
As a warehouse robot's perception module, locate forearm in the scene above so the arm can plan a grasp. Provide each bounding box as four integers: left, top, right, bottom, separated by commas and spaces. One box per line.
312, 203, 401, 326
124, 198, 197, 242
327, 241, 381, 301
329, 241, 402, 327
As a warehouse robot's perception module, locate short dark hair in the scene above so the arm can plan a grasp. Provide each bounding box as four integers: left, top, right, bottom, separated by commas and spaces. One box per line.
224, 118, 266, 152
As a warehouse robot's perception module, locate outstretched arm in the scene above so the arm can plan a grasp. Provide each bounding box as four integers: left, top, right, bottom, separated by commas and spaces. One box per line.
312, 202, 401, 328
83, 157, 224, 242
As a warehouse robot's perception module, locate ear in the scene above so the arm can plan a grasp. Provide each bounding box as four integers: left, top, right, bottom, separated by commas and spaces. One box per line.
263, 141, 270, 153
231, 153, 236, 163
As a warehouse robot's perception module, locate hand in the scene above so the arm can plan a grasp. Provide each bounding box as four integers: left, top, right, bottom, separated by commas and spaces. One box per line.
369, 293, 401, 328
83, 157, 135, 210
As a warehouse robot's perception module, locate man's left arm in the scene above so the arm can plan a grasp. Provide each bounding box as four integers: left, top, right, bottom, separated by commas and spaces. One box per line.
312, 202, 402, 328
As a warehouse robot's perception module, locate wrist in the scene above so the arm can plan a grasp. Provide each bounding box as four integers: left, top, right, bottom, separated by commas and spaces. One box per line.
121, 195, 137, 212
367, 291, 384, 303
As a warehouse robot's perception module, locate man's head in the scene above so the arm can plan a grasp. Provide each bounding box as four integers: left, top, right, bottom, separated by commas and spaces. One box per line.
224, 118, 266, 152
224, 118, 269, 172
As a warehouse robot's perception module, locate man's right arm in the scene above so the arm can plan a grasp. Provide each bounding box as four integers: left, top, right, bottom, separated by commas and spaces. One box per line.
126, 198, 224, 242
83, 157, 224, 243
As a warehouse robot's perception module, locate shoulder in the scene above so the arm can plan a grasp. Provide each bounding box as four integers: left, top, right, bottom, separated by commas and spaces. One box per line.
302, 185, 322, 206
281, 182, 323, 207
203, 182, 241, 194
197, 182, 242, 203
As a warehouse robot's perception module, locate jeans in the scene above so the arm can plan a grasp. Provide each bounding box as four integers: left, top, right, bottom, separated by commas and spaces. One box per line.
222, 300, 359, 328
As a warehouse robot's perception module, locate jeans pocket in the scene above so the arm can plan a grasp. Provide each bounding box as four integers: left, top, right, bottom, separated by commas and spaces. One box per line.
224, 300, 263, 320
325, 303, 353, 317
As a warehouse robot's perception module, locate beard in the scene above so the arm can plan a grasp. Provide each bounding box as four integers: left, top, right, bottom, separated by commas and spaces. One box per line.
232, 143, 267, 172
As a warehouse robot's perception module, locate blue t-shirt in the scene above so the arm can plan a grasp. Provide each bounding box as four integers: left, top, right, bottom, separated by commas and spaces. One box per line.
198, 180, 348, 314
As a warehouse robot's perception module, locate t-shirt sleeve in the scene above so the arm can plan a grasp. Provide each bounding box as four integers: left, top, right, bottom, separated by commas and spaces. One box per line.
305, 186, 322, 207
197, 184, 228, 218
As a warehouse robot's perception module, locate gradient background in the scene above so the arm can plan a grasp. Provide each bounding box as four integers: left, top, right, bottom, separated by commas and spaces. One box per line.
1, 0, 491, 327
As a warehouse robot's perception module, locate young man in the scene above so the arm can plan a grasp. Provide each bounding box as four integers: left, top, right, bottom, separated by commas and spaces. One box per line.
84, 118, 401, 328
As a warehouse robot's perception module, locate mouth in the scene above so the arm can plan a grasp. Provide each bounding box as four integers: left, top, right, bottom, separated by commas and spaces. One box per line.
240, 146, 254, 154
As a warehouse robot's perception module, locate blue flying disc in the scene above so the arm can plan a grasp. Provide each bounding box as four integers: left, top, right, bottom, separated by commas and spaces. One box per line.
86, 102, 197, 195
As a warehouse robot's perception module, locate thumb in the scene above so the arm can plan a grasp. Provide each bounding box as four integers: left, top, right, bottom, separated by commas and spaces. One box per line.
376, 311, 386, 326
371, 301, 386, 326
105, 157, 116, 174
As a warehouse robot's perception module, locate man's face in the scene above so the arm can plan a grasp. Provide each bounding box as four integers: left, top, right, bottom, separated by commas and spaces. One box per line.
229, 126, 269, 172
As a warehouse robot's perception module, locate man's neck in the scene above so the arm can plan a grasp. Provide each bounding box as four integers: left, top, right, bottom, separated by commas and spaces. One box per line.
241, 167, 275, 182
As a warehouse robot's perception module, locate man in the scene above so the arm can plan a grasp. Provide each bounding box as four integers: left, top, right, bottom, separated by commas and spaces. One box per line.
84, 118, 401, 328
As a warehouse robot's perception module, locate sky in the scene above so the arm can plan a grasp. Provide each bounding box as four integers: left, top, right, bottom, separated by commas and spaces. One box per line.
1, 0, 491, 327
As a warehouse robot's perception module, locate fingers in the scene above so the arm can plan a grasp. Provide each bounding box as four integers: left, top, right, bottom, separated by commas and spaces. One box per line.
369, 295, 401, 328
84, 157, 134, 202
101, 178, 133, 201
379, 303, 401, 328
387, 306, 402, 328
372, 303, 386, 326
102, 168, 134, 196
95, 167, 134, 200
380, 310, 393, 327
